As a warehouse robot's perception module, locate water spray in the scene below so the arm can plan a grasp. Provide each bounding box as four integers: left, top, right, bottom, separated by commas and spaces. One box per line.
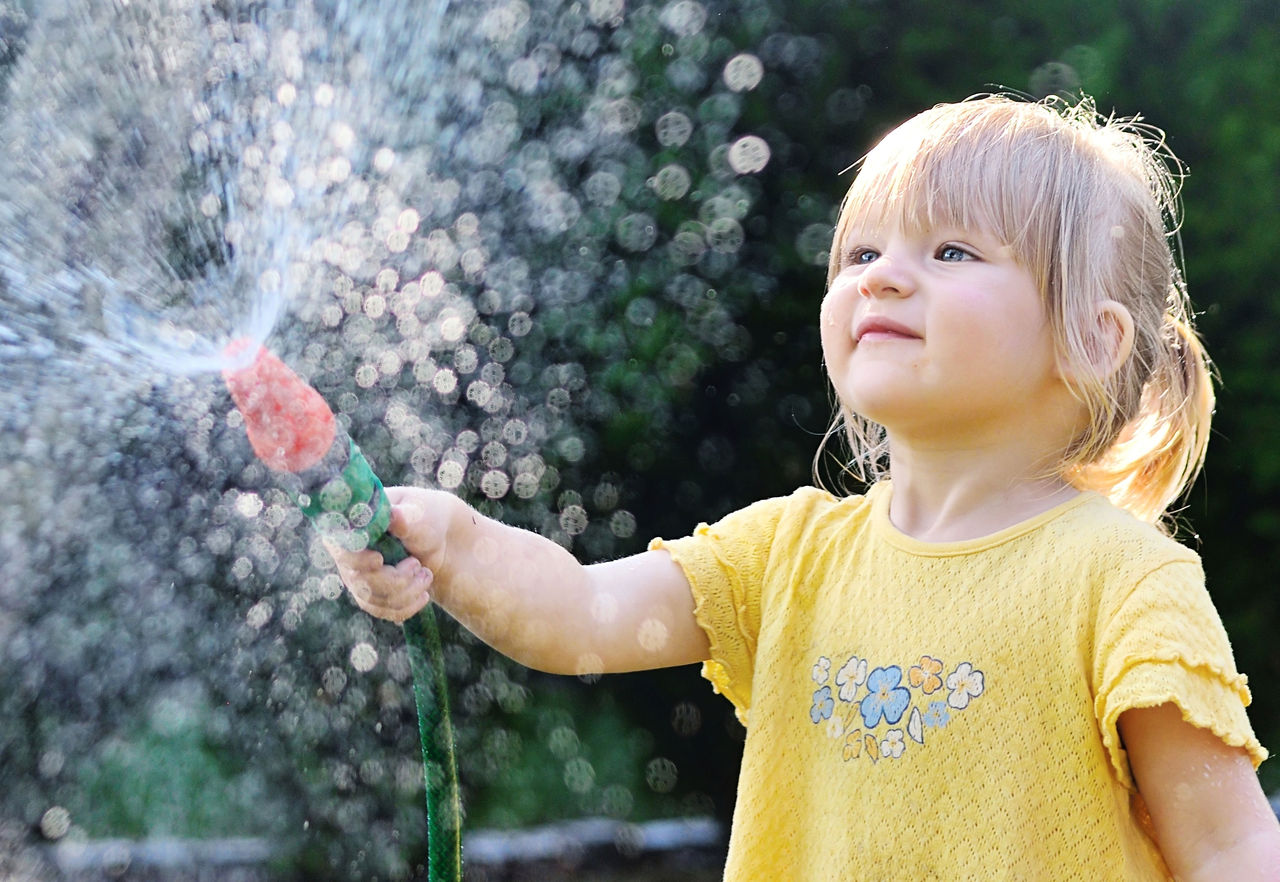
222, 340, 461, 880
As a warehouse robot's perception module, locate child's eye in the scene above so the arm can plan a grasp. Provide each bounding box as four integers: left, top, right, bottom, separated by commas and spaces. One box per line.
937, 244, 974, 262
844, 247, 879, 266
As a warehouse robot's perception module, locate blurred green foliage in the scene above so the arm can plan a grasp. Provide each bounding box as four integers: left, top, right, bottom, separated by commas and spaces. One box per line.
69, 689, 273, 839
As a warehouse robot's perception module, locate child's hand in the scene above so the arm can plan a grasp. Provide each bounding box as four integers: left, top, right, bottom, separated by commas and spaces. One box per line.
329, 544, 432, 623
326, 487, 452, 623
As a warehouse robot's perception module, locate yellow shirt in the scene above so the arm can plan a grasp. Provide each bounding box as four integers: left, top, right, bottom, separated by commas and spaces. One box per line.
652, 483, 1264, 881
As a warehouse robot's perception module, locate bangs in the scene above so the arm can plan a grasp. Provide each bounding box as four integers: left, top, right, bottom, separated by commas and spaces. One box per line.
828, 99, 1077, 290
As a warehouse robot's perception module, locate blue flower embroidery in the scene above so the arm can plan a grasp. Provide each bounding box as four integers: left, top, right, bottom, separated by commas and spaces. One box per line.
859, 666, 911, 727
923, 700, 950, 728
810, 686, 835, 724
813, 652, 987, 764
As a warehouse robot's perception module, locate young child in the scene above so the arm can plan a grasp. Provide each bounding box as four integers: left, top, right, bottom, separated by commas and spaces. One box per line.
331, 95, 1280, 879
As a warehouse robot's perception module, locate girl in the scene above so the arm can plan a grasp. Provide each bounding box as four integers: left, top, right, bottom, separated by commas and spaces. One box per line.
332, 95, 1280, 878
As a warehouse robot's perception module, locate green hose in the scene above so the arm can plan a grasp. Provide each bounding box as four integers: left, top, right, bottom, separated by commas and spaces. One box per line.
401, 609, 463, 879
301, 439, 463, 881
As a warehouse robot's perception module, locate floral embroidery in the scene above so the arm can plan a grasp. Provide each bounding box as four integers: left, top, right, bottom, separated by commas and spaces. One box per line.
923, 700, 950, 728
880, 728, 906, 759
835, 655, 868, 702
864, 733, 880, 763
859, 666, 911, 728
842, 730, 862, 761
906, 706, 924, 744
810, 685, 835, 724
947, 662, 985, 710
825, 710, 846, 740
808, 652, 985, 765
907, 655, 944, 694
812, 656, 831, 685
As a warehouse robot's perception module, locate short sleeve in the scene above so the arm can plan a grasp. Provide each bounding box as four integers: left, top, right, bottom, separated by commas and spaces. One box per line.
649, 495, 795, 725
1094, 559, 1266, 791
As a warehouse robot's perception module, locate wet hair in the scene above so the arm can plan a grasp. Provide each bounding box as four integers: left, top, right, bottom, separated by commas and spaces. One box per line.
818, 94, 1213, 526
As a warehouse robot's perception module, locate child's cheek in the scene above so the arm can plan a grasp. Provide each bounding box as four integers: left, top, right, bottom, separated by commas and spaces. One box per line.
818, 298, 848, 358
820, 280, 856, 331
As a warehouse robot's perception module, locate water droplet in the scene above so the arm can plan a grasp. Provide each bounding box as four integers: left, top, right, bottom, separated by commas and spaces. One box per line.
432, 368, 459, 395
506, 56, 541, 94
574, 653, 604, 681
563, 756, 596, 793
559, 503, 588, 535
235, 492, 264, 518
615, 213, 659, 252
231, 556, 254, 580
645, 757, 678, 793
660, 0, 707, 37
655, 110, 694, 147
436, 460, 465, 490
246, 600, 272, 629
480, 469, 510, 499
319, 478, 354, 511
588, 0, 626, 26
590, 592, 620, 624
322, 666, 348, 696
346, 502, 373, 529
797, 221, 835, 266
349, 642, 378, 672
508, 312, 533, 336
707, 217, 744, 254
671, 701, 703, 736
727, 134, 771, 174
602, 784, 634, 819
651, 163, 692, 200
40, 806, 72, 840
722, 53, 764, 92
38, 750, 66, 778
609, 510, 637, 538
637, 618, 670, 652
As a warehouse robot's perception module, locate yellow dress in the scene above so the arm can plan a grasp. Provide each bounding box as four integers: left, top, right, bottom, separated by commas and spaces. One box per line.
652, 482, 1265, 881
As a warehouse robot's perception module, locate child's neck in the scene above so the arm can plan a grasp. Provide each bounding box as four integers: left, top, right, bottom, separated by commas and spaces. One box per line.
885, 444, 1079, 543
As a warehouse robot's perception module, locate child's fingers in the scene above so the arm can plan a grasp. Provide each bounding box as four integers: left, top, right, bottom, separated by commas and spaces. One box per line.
321, 515, 435, 622
347, 557, 430, 604
350, 549, 388, 572
322, 538, 385, 572
349, 563, 433, 623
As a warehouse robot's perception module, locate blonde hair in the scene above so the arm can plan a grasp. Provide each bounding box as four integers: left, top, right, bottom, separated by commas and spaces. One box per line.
818, 94, 1213, 525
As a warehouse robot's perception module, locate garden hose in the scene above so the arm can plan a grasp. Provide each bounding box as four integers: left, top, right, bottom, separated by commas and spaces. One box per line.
223, 341, 462, 881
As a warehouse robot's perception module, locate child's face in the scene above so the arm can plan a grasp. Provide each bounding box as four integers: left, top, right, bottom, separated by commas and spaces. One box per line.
821, 223, 1076, 445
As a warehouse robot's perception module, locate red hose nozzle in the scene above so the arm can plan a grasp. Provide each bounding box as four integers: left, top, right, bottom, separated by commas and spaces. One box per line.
222, 339, 336, 473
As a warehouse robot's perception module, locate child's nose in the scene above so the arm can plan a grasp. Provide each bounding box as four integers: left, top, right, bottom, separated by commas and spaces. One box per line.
856, 255, 914, 299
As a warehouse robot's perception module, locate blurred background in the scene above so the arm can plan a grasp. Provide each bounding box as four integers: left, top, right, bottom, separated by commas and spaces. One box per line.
0, 0, 1277, 878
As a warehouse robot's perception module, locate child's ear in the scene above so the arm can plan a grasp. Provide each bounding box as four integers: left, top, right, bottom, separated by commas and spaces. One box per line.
1060, 300, 1135, 382
1094, 300, 1135, 377
1088, 300, 1135, 379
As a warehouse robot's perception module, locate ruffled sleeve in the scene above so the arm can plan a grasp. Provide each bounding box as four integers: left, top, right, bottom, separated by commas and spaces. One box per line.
1094, 559, 1266, 791
649, 494, 796, 726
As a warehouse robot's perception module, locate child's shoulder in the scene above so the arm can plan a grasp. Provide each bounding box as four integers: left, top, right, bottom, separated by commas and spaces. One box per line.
1073, 493, 1197, 546
758, 482, 876, 519
700, 483, 874, 537
1059, 492, 1202, 572
748, 483, 881, 543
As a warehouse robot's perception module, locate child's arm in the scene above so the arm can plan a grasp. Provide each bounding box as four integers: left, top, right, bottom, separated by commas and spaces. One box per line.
328, 486, 710, 675
1120, 703, 1280, 879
